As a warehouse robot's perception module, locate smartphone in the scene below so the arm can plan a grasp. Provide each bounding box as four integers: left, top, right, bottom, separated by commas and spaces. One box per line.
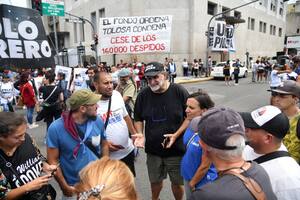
51, 163, 60, 176
163, 137, 170, 148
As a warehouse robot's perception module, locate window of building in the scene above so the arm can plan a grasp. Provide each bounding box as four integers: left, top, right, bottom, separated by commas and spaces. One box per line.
207, 2, 217, 15
248, 17, 255, 30
91, 12, 97, 36
278, 27, 282, 37
259, 21, 263, 32
222, 6, 230, 17
270, 25, 273, 35
279, 7, 283, 15
234, 11, 241, 19
297, 28, 300, 34
73, 22, 78, 43
248, 18, 255, 30
273, 26, 276, 35
259, 21, 267, 33
99, 8, 105, 18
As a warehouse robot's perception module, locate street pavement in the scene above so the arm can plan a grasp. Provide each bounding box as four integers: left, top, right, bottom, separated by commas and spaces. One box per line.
24, 76, 270, 200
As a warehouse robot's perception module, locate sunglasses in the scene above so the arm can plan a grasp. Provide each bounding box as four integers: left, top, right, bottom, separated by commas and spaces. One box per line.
271, 92, 291, 97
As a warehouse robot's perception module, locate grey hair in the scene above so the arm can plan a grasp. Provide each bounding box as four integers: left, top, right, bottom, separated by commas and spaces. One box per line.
207, 134, 246, 161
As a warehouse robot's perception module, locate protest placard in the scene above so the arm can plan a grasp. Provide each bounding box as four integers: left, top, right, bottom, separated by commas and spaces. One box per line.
209, 21, 235, 52
99, 15, 172, 55
55, 65, 72, 89
0, 4, 54, 68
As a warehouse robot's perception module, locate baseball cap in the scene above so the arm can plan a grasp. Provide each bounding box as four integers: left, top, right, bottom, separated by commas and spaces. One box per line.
144, 62, 164, 77
239, 105, 289, 139
118, 68, 131, 77
67, 89, 101, 111
198, 107, 245, 150
268, 80, 300, 98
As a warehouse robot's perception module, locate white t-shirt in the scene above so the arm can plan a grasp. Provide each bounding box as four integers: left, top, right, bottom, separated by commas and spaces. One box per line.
182, 61, 188, 68
97, 90, 134, 160
0, 81, 15, 104
243, 144, 300, 200
270, 70, 282, 87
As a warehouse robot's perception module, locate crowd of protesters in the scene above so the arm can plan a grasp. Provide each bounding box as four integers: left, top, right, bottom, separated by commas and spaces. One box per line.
0, 55, 300, 200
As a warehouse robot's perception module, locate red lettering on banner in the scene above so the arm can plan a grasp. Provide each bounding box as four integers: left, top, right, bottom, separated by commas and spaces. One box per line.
110, 36, 130, 44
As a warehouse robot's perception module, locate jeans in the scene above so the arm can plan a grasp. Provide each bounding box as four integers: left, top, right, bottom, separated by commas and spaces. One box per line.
252, 71, 257, 82
26, 106, 35, 124
1, 103, 14, 112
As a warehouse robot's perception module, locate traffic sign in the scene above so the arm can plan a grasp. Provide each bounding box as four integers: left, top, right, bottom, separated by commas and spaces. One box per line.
42, 0, 65, 17
77, 45, 85, 54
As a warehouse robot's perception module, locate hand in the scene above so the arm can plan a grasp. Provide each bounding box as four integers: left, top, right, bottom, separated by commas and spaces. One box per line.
25, 174, 51, 192
162, 134, 177, 148
62, 185, 76, 197
189, 180, 196, 192
108, 142, 124, 152
131, 133, 145, 148
43, 163, 59, 176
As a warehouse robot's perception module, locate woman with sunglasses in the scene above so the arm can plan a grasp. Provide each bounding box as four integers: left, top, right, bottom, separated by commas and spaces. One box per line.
180, 90, 218, 199
0, 112, 58, 200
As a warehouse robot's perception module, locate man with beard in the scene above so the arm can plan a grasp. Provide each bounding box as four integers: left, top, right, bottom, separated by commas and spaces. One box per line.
134, 62, 190, 200
46, 89, 109, 200
94, 71, 138, 175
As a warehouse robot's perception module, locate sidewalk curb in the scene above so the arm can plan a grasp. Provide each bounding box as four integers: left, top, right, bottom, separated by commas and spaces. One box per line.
175, 77, 214, 84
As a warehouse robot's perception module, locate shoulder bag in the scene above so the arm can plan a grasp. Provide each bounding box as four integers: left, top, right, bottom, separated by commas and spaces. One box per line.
40, 86, 57, 107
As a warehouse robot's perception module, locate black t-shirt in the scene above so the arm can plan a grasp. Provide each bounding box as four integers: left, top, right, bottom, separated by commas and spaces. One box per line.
0, 134, 43, 189
134, 83, 189, 157
39, 85, 62, 104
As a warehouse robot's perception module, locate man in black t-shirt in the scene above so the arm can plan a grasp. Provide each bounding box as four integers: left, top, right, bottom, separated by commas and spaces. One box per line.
134, 62, 189, 200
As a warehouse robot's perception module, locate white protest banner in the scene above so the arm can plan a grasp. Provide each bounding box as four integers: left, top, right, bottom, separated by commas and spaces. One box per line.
73, 67, 88, 81
210, 21, 235, 52
0, 4, 55, 68
99, 15, 172, 55
286, 36, 300, 49
55, 65, 72, 89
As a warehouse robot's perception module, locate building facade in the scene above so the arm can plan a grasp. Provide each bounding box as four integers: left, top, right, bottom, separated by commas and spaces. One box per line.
46, 0, 287, 68
286, 0, 300, 55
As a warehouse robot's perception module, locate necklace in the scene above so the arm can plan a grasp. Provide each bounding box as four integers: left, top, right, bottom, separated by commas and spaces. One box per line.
218, 161, 249, 176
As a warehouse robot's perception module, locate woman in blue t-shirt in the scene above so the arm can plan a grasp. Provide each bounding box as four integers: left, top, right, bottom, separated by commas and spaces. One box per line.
181, 90, 218, 199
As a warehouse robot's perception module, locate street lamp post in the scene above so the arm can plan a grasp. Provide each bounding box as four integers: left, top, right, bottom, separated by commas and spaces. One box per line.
206, 0, 259, 67
65, 12, 99, 65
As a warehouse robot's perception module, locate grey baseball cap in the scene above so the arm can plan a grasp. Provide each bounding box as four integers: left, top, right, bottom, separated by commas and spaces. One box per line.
198, 107, 245, 150
268, 80, 300, 98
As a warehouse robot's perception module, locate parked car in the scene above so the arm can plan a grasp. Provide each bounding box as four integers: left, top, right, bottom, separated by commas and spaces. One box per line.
211, 61, 248, 79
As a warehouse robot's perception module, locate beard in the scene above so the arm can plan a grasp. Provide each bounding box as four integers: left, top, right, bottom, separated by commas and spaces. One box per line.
149, 79, 164, 92
86, 113, 97, 121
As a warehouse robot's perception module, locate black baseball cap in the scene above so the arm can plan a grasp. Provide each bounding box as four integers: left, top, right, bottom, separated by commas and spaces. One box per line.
144, 62, 165, 77
198, 107, 245, 150
239, 105, 289, 139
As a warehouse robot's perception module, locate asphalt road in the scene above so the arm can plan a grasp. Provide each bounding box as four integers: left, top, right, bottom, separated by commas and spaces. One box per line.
25, 76, 270, 200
